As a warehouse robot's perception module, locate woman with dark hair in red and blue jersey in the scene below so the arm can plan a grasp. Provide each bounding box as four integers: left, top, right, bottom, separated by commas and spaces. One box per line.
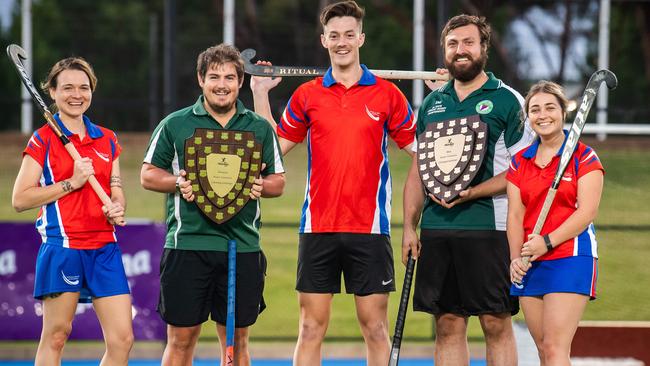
12, 57, 133, 365
507, 80, 604, 366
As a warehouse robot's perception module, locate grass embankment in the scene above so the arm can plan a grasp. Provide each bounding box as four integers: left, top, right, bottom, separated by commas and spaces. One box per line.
1, 132, 648, 342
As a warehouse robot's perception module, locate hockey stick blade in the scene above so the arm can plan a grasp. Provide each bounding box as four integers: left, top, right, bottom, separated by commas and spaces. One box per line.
7, 44, 54, 120
242, 48, 448, 81
389, 255, 416, 366
519, 69, 617, 268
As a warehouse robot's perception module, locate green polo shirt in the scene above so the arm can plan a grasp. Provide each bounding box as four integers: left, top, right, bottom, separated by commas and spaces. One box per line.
416, 72, 534, 231
143, 96, 285, 252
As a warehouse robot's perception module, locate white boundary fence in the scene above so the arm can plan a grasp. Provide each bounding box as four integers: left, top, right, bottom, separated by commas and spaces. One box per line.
583, 123, 650, 136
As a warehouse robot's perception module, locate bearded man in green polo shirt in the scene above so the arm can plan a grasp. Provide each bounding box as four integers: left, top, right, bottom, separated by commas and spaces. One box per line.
402, 15, 534, 366
141, 44, 285, 366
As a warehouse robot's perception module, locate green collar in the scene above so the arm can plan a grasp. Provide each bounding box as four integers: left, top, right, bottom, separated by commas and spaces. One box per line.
440, 71, 501, 96
191, 95, 248, 117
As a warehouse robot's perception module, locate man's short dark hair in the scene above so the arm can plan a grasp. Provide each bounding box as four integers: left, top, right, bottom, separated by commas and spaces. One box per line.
196, 44, 244, 82
440, 14, 491, 50
319, 1, 365, 28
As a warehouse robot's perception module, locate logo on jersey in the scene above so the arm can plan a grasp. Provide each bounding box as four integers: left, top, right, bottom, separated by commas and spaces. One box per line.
476, 100, 493, 114
427, 100, 447, 115
61, 271, 80, 286
513, 282, 524, 290
365, 105, 381, 121
382, 279, 393, 286
561, 172, 573, 182
92, 148, 110, 162
28, 135, 41, 149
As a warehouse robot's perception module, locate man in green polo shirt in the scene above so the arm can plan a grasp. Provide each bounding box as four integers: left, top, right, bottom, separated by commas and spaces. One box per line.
141, 44, 285, 366
402, 15, 534, 366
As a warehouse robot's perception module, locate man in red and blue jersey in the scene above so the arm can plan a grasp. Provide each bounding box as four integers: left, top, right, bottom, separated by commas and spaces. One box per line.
251, 1, 414, 364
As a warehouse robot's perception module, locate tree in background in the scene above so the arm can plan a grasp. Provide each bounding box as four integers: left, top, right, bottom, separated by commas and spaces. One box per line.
1, 0, 648, 131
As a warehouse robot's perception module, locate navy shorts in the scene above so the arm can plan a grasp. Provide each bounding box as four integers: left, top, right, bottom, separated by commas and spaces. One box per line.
158, 249, 267, 327
34, 243, 130, 303
296, 233, 395, 295
511, 256, 598, 299
414, 229, 518, 316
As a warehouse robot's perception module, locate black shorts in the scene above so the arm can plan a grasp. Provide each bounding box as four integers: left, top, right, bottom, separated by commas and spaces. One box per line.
413, 229, 518, 316
296, 233, 395, 295
158, 248, 267, 327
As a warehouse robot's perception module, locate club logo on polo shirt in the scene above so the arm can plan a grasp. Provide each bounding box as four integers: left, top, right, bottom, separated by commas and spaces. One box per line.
365, 105, 381, 122
92, 148, 110, 162
476, 100, 493, 114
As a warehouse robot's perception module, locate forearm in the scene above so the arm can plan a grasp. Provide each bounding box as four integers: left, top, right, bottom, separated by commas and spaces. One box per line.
261, 174, 285, 198
140, 164, 177, 193
507, 215, 524, 260
253, 91, 278, 130
12, 180, 76, 212
403, 158, 425, 231
471, 171, 507, 198
546, 207, 599, 247
111, 187, 126, 209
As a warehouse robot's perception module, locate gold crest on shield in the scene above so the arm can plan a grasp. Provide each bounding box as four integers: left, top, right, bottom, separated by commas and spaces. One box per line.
185, 129, 262, 223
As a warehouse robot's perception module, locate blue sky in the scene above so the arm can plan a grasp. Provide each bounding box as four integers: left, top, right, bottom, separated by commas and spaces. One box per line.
0, 0, 14, 31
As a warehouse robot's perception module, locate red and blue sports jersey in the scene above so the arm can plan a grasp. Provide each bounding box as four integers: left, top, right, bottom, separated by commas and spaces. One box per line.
23, 113, 120, 249
279, 65, 414, 234
506, 134, 604, 260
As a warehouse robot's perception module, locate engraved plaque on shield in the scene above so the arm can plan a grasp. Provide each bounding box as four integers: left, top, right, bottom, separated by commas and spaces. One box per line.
184, 129, 263, 224
417, 115, 488, 203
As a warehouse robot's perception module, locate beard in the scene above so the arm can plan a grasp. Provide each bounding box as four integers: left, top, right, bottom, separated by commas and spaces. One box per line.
207, 100, 236, 115
205, 89, 238, 115
445, 50, 487, 82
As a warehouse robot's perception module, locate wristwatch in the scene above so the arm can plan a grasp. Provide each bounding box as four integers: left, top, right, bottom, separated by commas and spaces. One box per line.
543, 234, 553, 252
175, 175, 183, 193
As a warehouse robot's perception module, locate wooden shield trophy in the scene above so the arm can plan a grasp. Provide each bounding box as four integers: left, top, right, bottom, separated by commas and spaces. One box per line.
184, 129, 262, 224
417, 115, 488, 202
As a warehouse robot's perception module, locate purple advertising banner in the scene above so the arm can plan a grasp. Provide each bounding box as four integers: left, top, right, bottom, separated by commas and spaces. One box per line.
0, 222, 167, 340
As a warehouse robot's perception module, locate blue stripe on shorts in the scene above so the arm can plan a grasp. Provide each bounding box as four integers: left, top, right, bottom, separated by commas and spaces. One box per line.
510, 256, 597, 299
34, 243, 130, 303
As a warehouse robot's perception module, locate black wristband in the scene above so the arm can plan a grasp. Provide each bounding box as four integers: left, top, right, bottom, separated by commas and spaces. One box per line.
543, 234, 553, 252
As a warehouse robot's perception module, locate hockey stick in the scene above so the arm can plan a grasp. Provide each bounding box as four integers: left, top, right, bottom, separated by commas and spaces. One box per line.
225, 239, 237, 366
520, 70, 617, 268
388, 254, 416, 366
242, 49, 449, 81
6, 44, 124, 226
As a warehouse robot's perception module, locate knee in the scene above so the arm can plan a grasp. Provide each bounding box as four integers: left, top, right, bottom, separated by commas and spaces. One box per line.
480, 315, 512, 340
541, 337, 566, 362
43, 322, 73, 351
298, 318, 328, 343
234, 330, 249, 351
435, 316, 467, 342
168, 329, 200, 352
106, 330, 134, 354
359, 319, 389, 344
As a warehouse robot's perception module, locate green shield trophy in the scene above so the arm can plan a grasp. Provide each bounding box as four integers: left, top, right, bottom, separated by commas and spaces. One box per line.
417, 115, 488, 203
184, 129, 263, 224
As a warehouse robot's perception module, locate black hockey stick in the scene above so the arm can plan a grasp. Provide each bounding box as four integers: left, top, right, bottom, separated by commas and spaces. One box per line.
521, 69, 617, 267
242, 49, 448, 81
388, 254, 416, 366
6, 44, 124, 225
